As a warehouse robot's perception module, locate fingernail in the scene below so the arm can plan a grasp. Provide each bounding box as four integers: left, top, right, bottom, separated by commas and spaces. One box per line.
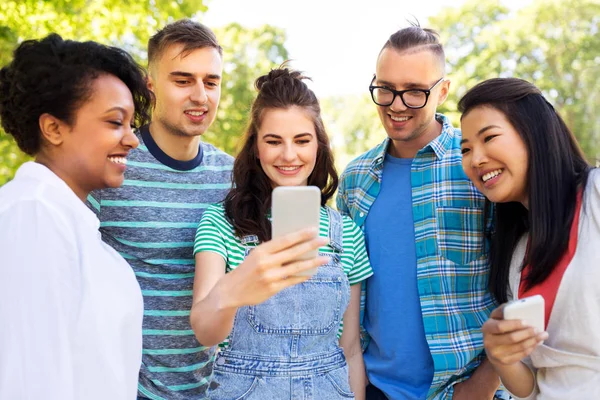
541, 332, 549, 339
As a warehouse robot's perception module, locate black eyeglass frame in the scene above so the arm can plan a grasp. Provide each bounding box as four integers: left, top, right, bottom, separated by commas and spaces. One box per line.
369, 76, 445, 109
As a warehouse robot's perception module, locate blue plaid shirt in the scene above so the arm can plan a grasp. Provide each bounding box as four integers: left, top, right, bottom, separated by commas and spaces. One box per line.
337, 114, 496, 399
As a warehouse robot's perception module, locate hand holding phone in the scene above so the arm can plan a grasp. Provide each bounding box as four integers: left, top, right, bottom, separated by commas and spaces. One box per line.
482, 296, 548, 367
272, 186, 321, 276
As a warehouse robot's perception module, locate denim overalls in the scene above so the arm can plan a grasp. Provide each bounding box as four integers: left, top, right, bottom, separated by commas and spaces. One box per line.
208, 207, 354, 400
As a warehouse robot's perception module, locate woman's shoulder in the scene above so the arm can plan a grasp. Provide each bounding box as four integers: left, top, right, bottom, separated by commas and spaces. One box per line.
586, 168, 600, 194
200, 203, 234, 229
583, 168, 600, 213
340, 213, 362, 233
203, 203, 227, 218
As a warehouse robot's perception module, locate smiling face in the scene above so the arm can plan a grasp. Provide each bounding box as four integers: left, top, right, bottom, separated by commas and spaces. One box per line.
147, 44, 222, 139
374, 47, 449, 156
460, 106, 529, 206
46, 73, 139, 200
256, 106, 319, 188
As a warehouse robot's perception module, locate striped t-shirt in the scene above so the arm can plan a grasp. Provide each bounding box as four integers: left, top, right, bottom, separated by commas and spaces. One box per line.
193, 204, 374, 339
88, 126, 233, 400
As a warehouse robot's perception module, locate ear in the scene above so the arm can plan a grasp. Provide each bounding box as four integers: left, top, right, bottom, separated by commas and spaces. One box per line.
437, 79, 451, 106
146, 75, 154, 92
38, 113, 68, 146
146, 72, 157, 109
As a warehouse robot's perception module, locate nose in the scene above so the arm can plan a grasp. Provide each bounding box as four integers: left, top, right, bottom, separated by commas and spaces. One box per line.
123, 126, 140, 149
281, 143, 297, 162
470, 146, 488, 168
389, 93, 407, 113
190, 82, 208, 104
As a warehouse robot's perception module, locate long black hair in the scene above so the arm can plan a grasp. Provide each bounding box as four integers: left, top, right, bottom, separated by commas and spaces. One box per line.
458, 78, 591, 303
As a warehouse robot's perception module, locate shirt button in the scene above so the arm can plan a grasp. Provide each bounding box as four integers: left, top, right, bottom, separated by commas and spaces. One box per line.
216, 357, 225, 366
359, 212, 365, 217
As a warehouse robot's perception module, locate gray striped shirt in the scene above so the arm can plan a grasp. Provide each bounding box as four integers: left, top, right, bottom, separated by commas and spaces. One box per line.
88, 126, 233, 399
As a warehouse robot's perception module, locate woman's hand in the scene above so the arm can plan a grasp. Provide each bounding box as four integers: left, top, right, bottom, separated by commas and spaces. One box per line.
482, 305, 548, 366
191, 227, 329, 346
218, 227, 330, 308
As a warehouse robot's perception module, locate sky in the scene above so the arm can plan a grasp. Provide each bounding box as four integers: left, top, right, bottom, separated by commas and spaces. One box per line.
202, 0, 530, 97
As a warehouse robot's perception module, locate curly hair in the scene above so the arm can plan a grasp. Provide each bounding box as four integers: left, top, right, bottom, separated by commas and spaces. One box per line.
223, 67, 338, 242
0, 33, 152, 156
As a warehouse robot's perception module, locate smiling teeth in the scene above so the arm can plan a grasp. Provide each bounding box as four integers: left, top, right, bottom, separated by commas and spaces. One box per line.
278, 166, 300, 171
108, 156, 127, 165
186, 111, 205, 116
390, 115, 410, 122
482, 169, 502, 182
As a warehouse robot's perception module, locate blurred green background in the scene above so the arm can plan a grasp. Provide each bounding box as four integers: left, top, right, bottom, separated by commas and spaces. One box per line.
1, 0, 598, 185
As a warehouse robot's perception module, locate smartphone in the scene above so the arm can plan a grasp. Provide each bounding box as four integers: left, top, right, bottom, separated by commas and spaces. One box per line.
503, 294, 545, 333
271, 186, 321, 276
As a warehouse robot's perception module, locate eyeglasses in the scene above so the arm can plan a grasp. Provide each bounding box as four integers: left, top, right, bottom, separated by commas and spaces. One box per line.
369, 76, 445, 109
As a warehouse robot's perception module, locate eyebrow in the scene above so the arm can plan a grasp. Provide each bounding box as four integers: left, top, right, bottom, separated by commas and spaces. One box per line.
460, 125, 501, 144
169, 71, 222, 80
104, 106, 128, 114
262, 133, 314, 139
375, 79, 429, 89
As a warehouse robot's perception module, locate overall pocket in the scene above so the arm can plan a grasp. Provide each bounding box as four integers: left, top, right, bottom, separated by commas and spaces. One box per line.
208, 370, 260, 400
324, 366, 355, 398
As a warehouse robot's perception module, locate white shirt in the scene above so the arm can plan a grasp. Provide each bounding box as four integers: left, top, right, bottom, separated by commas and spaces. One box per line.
507, 169, 600, 400
0, 162, 143, 400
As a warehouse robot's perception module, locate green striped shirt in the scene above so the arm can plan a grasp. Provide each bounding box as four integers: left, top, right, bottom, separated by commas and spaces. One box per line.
194, 204, 373, 284
194, 204, 373, 342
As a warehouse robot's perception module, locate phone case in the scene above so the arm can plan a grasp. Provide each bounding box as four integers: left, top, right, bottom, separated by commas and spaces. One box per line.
272, 186, 321, 276
503, 294, 545, 333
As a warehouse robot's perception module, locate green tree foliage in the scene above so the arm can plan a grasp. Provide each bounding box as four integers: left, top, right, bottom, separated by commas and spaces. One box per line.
324, 0, 599, 167
321, 94, 384, 170
0, 0, 207, 185
208, 23, 288, 155
430, 0, 600, 161
0, 0, 207, 58
0, 2, 289, 185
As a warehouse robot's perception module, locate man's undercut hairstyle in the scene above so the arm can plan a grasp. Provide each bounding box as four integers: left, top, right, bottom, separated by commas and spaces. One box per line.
147, 19, 222, 69
381, 22, 445, 70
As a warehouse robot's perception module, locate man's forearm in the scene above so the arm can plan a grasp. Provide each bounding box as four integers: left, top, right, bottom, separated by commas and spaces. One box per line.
472, 359, 501, 394
452, 358, 500, 399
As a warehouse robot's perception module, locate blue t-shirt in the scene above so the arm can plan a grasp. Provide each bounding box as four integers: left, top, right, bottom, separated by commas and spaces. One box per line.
363, 154, 434, 399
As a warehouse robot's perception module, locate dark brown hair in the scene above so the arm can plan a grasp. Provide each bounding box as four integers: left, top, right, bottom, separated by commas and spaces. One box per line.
224, 67, 338, 242
381, 22, 445, 70
147, 19, 222, 68
458, 77, 591, 303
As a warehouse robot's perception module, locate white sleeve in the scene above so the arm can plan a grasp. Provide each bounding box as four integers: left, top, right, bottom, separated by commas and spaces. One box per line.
0, 200, 80, 399
587, 169, 600, 227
